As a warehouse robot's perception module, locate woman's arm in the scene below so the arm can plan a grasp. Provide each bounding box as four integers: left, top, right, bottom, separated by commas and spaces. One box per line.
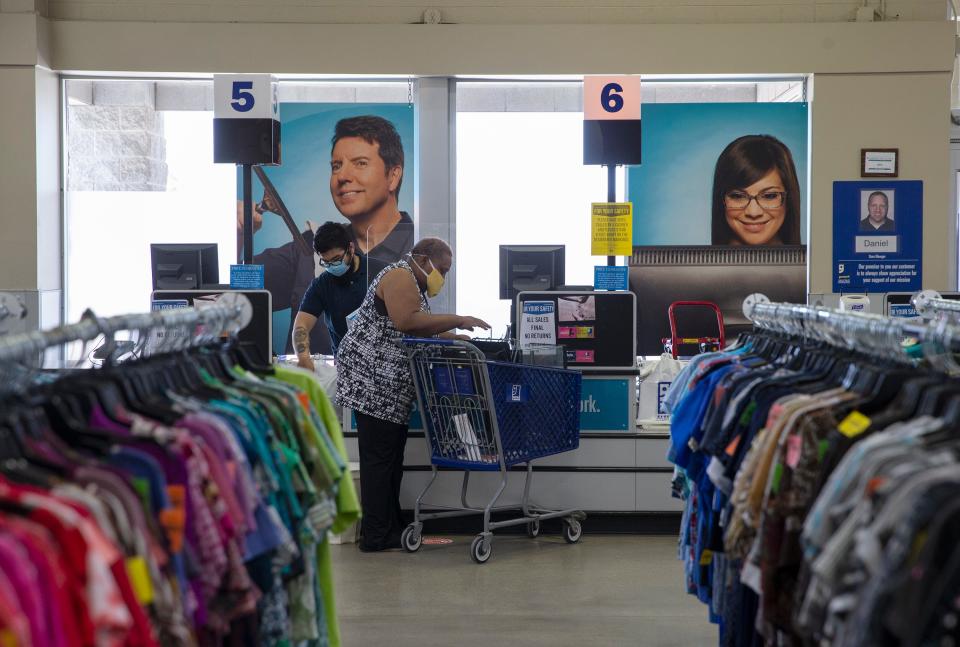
379, 269, 489, 337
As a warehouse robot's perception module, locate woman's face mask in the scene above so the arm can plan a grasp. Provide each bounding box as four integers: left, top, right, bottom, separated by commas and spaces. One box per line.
414, 256, 445, 297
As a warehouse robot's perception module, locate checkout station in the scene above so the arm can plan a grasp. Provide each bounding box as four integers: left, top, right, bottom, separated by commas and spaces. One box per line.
339, 244, 682, 522
337, 79, 682, 524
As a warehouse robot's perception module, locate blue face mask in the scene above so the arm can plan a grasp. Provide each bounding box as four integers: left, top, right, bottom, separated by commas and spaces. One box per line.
325, 260, 350, 277
321, 249, 353, 277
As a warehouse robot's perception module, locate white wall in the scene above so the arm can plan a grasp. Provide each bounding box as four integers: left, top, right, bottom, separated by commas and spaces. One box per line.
46, 20, 953, 76
810, 71, 953, 293
0, 8, 956, 329
43, 0, 948, 24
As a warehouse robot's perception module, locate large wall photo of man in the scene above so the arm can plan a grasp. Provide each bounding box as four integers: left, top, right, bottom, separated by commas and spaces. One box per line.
236, 104, 415, 355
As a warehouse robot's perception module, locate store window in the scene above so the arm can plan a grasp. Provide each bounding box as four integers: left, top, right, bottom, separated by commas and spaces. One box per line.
63, 78, 413, 358
454, 77, 805, 337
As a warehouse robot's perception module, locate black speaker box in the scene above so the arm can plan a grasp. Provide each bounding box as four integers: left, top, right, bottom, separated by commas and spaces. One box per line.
213, 118, 281, 165
583, 119, 642, 166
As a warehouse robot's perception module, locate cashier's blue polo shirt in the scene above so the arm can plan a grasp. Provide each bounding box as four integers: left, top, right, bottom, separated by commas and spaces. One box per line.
298, 253, 368, 355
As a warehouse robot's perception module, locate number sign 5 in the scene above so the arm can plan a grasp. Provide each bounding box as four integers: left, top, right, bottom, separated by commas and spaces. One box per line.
231, 81, 255, 113
213, 75, 277, 120
583, 76, 641, 121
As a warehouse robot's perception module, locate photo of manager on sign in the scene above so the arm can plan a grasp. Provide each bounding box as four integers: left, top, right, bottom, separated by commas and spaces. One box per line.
859, 190, 896, 233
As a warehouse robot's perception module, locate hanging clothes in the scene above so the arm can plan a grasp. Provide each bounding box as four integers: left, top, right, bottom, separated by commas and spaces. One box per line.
0, 336, 358, 647
665, 323, 960, 647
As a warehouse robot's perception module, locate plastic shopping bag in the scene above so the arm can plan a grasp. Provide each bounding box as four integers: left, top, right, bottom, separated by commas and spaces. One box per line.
638, 353, 685, 424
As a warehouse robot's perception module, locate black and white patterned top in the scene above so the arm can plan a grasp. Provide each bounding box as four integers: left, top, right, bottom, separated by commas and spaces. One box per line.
335, 259, 430, 425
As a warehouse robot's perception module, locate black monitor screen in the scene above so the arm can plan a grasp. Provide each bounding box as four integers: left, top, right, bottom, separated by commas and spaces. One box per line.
151, 243, 219, 291
499, 245, 565, 300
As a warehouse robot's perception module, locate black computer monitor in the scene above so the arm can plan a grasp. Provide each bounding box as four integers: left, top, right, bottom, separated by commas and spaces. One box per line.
150, 243, 219, 290
499, 245, 565, 300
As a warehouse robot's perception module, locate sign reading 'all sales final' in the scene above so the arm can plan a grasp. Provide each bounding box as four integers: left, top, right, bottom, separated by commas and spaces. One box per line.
591, 202, 633, 256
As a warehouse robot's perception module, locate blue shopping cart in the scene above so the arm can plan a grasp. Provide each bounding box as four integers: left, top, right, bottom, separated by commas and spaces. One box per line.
400, 338, 585, 563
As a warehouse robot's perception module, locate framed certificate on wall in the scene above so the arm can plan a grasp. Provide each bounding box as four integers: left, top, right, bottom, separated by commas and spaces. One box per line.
861, 148, 899, 177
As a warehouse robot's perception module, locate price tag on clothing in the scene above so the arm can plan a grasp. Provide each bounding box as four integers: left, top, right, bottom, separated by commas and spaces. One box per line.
771, 463, 784, 494
838, 411, 871, 438
785, 434, 802, 469
125, 556, 155, 605
817, 439, 830, 461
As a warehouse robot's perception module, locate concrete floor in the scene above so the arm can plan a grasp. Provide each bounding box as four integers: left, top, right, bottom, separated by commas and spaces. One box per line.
331, 534, 716, 647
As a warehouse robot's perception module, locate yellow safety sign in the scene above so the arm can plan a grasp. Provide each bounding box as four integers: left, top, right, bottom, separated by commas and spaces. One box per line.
591, 202, 633, 256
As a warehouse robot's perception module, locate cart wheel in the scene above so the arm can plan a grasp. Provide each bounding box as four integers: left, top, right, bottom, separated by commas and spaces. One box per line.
562, 519, 583, 544
525, 519, 540, 539
470, 535, 492, 564
401, 525, 422, 553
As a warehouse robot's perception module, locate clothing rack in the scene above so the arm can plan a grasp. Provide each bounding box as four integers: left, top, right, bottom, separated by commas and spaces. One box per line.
0, 291, 252, 364
0, 289, 356, 646
743, 293, 960, 361
912, 289, 960, 319
670, 297, 960, 647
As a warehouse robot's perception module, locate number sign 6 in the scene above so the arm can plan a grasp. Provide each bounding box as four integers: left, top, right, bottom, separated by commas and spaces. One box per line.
601, 83, 624, 113
583, 76, 641, 121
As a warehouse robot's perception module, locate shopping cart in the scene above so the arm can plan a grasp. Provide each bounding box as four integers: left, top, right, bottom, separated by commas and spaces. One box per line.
400, 338, 585, 563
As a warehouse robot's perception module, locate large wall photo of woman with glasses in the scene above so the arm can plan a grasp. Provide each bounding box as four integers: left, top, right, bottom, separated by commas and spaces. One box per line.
710, 134, 802, 246
626, 102, 808, 248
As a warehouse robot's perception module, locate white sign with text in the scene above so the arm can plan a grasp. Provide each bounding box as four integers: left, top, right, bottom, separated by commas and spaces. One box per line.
519, 301, 557, 349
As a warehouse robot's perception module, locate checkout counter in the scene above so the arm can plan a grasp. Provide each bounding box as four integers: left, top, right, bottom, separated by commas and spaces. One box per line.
340, 290, 681, 519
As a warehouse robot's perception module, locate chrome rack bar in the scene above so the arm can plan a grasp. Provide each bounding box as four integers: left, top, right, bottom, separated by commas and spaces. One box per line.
0, 292, 252, 365
912, 290, 960, 320
742, 294, 960, 362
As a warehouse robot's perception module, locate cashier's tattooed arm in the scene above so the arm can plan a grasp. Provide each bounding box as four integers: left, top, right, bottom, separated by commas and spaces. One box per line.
293, 326, 309, 355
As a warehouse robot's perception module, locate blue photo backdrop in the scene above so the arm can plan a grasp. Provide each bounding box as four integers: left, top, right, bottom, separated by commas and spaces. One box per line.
626, 102, 809, 246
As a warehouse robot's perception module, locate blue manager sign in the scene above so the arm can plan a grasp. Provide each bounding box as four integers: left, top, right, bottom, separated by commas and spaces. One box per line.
833, 180, 922, 293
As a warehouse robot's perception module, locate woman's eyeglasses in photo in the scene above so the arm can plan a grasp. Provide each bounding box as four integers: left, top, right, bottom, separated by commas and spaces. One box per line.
724, 190, 786, 210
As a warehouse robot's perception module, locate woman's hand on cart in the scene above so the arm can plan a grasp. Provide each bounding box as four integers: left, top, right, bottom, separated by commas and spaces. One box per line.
458, 316, 492, 332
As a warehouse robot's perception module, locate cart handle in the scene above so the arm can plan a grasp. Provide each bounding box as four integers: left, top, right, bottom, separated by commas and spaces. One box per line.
400, 337, 457, 345
667, 301, 725, 359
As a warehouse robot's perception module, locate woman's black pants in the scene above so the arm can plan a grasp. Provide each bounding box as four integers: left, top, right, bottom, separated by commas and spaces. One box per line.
355, 411, 409, 550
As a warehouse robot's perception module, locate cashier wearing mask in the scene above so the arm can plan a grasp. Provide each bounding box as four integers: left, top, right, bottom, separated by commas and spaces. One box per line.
292, 221, 367, 370
336, 237, 490, 552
